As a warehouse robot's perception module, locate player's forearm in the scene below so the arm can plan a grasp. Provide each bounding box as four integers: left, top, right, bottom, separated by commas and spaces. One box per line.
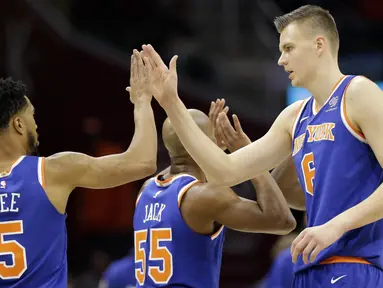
250, 173, 296, 233
163, 97, 235, 184
329, 183, 383, 233
125, 100, 157, 168
271, 157, 306, 210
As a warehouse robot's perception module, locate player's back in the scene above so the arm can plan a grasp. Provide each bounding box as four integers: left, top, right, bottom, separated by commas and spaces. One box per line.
0, 156, 67, 287
134, 173, 225, 288
292, 75, 383, 272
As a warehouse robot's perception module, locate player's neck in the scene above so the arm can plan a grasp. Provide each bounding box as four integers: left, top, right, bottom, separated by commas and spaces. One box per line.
0, 135, 26, 168
306, 63, 344, 109
169, 156, 206, 182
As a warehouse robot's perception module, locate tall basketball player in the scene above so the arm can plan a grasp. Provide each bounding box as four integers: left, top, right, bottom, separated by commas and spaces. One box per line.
140, 4, 383, 287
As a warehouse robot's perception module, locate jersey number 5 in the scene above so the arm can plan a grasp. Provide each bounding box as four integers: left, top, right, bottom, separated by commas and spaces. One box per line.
134, 228, 173, 286
0, 220, 27, 279
301, 152, 315, 195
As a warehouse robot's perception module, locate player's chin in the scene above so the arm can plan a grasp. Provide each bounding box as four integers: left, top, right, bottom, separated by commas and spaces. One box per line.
290, 77, 301, 87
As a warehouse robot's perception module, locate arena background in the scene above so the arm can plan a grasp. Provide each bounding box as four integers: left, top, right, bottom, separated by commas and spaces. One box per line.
0, 0, 382, 287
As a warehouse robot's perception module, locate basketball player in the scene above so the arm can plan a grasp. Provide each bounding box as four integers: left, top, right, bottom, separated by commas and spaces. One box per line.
133, 108, 296, 287
0, 50, 157, 287
141, 4, 383, 287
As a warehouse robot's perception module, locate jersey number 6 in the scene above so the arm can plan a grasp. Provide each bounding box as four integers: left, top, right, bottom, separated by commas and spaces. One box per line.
301, 152, 315, 195
134, 228, 173, 286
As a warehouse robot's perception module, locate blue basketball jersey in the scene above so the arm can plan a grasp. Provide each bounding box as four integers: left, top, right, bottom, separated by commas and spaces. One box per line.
291, 75, 383, 273
100, 254, 136, 288
0, 156, 67, 287
133, 174, 225, 288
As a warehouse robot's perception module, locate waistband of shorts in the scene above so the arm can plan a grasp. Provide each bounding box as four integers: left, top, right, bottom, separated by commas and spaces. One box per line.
320, 256, 371, 265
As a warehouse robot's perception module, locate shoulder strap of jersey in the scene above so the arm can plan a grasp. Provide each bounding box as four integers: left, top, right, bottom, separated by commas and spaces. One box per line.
291, 97, 311, 140
176, 177, 199, 208
37, 157, 46, 188
154, 173, 197, 188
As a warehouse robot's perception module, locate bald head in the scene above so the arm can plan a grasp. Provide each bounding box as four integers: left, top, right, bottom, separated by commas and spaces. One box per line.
162, 109, 215, 157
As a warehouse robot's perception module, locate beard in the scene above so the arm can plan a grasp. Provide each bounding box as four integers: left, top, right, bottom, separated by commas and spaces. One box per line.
27, 131, 40, 156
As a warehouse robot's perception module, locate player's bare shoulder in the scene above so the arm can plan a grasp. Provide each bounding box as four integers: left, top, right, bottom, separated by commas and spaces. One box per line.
344, 76, 383, 130
44, 152, 90, 188
180, 182, 230, 221
346, 76, 381, 103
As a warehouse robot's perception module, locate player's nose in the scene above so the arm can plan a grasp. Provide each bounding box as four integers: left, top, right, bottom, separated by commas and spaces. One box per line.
278, 54, 287, 67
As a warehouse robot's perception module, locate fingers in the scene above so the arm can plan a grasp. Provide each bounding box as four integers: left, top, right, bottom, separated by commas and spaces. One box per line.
131, 53, 136, 80
208, 101, 215, 119
215, 118, 228, 144
141, 48, 156, 70
169, 55, 178, 74
135, 50, 144, 79
302, 240, 316, 264
309, 245, 323, 263
218, 112, 236, 136
291, 232, 309, 263
142, 57, 151, 82
232, 114, 243, 133
291, 231, 305, 261
209, 99, 227, 127
143, 44, 168, 70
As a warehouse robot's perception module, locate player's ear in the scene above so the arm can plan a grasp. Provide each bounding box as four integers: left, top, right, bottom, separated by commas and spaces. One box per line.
12, 116, 26, 135
315, 36, 325, 57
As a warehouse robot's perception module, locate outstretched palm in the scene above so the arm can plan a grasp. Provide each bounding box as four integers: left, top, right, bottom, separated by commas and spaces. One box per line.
142, 44, 179, 107
126, 50, 152, 103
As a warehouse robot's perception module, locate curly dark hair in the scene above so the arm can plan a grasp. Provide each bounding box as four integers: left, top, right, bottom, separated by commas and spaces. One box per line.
0, 77, 28, 129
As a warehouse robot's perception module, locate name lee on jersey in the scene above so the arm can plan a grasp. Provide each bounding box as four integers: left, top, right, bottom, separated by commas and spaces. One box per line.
143, 203, 166, 223
0, 193, 20, 212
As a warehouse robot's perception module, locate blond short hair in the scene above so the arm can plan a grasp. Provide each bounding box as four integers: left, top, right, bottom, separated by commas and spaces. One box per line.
274, 5, 339, 54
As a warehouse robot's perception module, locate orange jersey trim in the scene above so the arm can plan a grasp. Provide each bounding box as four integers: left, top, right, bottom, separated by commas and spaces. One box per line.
342, 77, 365, 139
177, 180, 199, 208
0, 156, 25, 177
211, 225, 224, 240
135, 192, 144, 207
320, 256, 371, 265
156, 175, 175, 186
155, 173, 197, 187
313, 75, 346, 114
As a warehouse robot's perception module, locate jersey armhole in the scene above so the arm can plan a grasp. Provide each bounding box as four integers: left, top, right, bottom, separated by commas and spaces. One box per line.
38, 157, 46, 188
291, 98, 310, 140
211, 225, 225, 240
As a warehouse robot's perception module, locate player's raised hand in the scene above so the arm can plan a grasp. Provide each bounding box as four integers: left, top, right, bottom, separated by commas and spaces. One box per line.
216, 112, 251, 153
142, 44, 179, 107
208, 99, 229, 150
291, 221, 345, 264
126, 49, 152, 104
